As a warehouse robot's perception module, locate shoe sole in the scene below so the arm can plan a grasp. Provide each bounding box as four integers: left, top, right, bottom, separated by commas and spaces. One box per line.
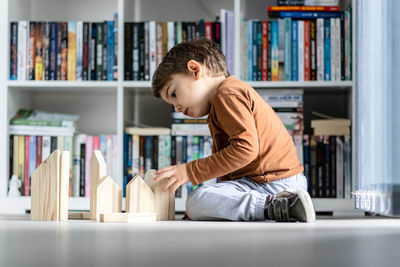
289, 189, 316, 223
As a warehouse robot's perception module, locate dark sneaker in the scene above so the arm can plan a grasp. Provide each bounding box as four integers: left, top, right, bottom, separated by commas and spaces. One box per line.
267, 189, 316, 223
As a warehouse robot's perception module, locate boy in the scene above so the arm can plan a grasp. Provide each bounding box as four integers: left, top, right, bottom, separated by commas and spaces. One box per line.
152, 38, 315, 223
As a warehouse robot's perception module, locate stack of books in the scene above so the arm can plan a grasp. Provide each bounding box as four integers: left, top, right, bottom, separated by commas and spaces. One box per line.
9, 109, 78, 196
9, 13, 118, 81
311, 118, 351, 135
241, 5, 352, 81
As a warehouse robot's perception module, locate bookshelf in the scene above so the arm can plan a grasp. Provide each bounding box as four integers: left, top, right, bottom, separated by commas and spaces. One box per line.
0, 0, 360, 216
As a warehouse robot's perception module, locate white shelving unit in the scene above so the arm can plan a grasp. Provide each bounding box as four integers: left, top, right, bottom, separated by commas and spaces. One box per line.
0, 0, 360, 216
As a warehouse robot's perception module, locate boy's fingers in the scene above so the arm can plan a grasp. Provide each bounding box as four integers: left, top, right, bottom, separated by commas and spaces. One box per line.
162, 177, 176, 192
170, 182, 182, 196
153, 170, 174, 183
155, 166, 173, 175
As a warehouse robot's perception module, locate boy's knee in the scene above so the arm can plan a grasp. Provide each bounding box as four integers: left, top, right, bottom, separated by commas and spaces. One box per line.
185, 186, 209, 220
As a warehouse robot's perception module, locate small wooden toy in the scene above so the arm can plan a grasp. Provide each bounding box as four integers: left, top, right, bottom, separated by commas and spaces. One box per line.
95, 176, 122, 221
126, 175, 155, 213
31, 150, 70, 221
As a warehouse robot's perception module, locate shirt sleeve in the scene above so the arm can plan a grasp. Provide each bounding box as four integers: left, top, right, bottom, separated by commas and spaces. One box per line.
186, 93, 259, 185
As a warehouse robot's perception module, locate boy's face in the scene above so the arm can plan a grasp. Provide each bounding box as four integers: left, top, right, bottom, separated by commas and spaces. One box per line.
160, 68, 212, 118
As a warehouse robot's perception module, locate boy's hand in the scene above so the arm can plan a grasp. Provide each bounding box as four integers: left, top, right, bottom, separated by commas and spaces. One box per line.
153, 164, 190, 195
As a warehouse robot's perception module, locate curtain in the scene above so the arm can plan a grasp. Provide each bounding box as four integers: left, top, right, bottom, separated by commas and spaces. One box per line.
354, 0, 400, 216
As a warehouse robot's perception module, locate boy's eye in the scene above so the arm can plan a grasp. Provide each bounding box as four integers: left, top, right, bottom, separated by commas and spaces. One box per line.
172, 90, 176, 97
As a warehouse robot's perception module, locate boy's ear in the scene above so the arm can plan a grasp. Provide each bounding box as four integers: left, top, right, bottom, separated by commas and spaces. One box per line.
187, 60, 201, 80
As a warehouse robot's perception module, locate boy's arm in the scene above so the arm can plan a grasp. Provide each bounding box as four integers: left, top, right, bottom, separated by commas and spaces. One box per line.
186, 93, 259, 185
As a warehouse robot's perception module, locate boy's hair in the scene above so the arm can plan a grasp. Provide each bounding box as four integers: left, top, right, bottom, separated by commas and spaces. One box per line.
152, 38, 229, 98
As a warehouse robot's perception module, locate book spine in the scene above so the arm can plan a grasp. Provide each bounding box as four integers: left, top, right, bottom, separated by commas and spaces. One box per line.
149, 21, 156, 81
139, 136, 145, 177
247, 20, 253, 81
107, 21, 114, 81
242, 20, 248, 81
291, 20, 298, 81
50, 136, 57, 152
261, 21, 268, 81
167, 21, 175, 51
28, 22, 37, 80
268, 6, 341, 12
125, 134, 132, 195
80, 142, 86, 197
335, 18, 341, 81
267, 21, 272, 80
73, 134, 82, 197
316, 135, 324, 197
10, 22, 18, 80
344, 10, 350, 80
162, 22, 168, 57
28, 136, 36, 196
336, 136, 344, 198
36, 136, 42, 167
18, 136, 25, 195
132, 134, 140, 176
158, 135, 164, 170
67, 21, 77, 81
64, 136, 73, 196
316, 18, 324, 81
43, 22, 50, 80
138, 22, 145, 81
82, 22, 89, 80
271, 21, 279, 81
102, 21, 108, 80
297, 20, 304, 81
12, 136, 18, 179
323, 135, 330, 197
310, 20, 317, 80
17, 21, 28, 81
155, 22, 163, 68
284, 18, 291, 81
42, 136, 51, 161
113, 13, 118, 81
76, 21, 83, 81
324, 19, 331, 81
57, 136, 64, 150
344, 135, 351, 198
329, 136, 336, 198
252, 21, 258, 81
124, 22, 132, 80
278, 11, 341, 19
49, 22, 58, 80
132, 22, 139, 80
304, 20, 310, 81
60, 22, 68, 81
204, 22, 212, 40
145, 136, 153, 171
90, 23, 97, 80
220, 9, 227, 55
171, 136, 176, 166
144, 22, 150, 81
330, 18, 335, 81
85, 136, 93, 198
152, 136, 158, 170
9, 135, 13, 180
24, 136, 29, 196
96, 23, 103, 80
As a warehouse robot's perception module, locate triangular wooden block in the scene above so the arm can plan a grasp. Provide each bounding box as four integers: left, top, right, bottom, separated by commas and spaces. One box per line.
90, 150, 107, 220
95, 176, 122, 222
144, 169, 156, 188
146, 169, 175, 221
126, 175, 155, 213
31, 150, 69, 221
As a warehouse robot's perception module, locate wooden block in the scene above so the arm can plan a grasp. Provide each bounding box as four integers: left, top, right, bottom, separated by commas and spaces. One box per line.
59, 151, 70, 221
68, 212, 91, 220
90, 150, 107, 220
146, 169, 175, 221
100, 212, 156, 223
126, 175, 155, 213
95, 176, 122, 222
31, 150, 69, 221
144, 169, 156, 188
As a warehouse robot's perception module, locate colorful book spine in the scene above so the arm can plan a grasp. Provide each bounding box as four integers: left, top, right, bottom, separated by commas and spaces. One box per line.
67, 21, 77, 80
17, 21, 28, 81
247, 20, 253, 81
10, 22, 18, 80
60, 22, 68, 80
278, 11, 341, 19
107, 21, 114, 81
149, 21, 156, 81
271, 20, 279, 81
49, 22, 58, 80
297, 20, 304, 81
310, 20, 317, 80
28, 22, 37, 80
85, 136, 93, 197
304, 20, 310, 81
102, 21, 108, 80
291, 20, 298, 81
113, 13, 118, 81
316, 18, 324, 81
324, 19, 331, 81
24, 136, 30, 196
283, 18, 291, 81
76, 21, 83, 81
96, 23, 103, 80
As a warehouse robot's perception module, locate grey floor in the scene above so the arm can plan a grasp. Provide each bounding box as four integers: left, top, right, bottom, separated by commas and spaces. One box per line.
0, 214, 400, 267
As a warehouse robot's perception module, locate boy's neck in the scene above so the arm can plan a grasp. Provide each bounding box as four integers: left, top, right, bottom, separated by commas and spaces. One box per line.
207, 75, 228, 102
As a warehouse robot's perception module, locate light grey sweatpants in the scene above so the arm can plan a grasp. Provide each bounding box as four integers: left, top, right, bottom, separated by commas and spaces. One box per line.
185, 173, 308, 221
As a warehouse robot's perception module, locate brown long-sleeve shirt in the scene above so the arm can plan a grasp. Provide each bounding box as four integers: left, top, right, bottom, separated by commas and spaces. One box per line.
186, 76, 303, 185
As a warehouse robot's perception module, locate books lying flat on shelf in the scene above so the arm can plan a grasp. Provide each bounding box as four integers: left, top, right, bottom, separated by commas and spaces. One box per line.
242, 5, 351, 81
311, 118, 351, 135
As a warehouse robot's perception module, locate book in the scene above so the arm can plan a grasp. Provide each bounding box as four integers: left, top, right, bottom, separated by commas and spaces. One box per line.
125, 127, 171, 136
17, 21, 28, 81
10, 22, 18, 80
10, 109, 79, 127
76, 21, 83, 80
267, 6, 340, 12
